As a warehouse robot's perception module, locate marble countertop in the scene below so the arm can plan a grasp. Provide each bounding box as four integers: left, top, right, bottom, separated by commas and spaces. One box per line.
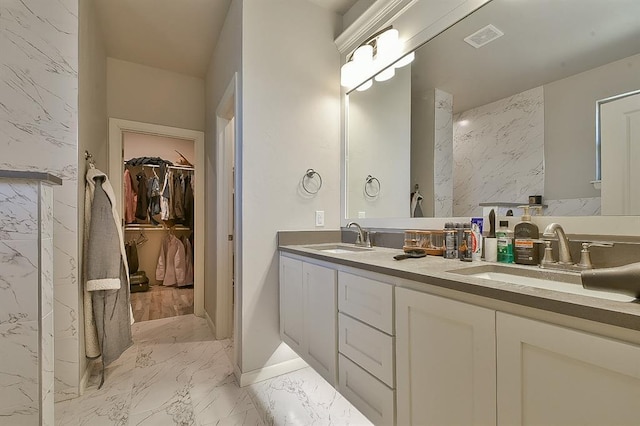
280, 243, 640, 332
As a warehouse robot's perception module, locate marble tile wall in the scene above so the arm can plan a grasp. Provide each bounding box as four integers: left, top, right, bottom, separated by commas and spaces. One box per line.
434, 89, 454, 217
0, 0, 81, 401
545, 197, 602, 216
453, 86, 545, 217
0, 179, 57, 425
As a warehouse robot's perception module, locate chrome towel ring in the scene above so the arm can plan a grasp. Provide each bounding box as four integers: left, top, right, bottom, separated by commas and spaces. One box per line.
364, 175, 380, 197
302, 168, 323, 194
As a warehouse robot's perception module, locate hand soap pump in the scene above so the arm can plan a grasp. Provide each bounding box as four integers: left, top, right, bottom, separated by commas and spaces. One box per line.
514, 206, 540, 265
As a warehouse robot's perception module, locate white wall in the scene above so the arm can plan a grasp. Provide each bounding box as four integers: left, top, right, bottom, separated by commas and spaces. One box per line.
348, 66, 411, 218
204, 0, 242, 340
0, 0, 80, 401
107, 58, 206, 132
123, 132, 195, 163
544, 52, 640, 200
241, 0, 341, 373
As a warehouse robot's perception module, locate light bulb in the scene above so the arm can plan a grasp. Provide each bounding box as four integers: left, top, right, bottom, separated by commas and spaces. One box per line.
356, 80, 373, 91
375, 67, 395, 82
351, 45, 374, 89
394, 52, 415, 68
341, 61, 356, 88
376, 29, 400, 61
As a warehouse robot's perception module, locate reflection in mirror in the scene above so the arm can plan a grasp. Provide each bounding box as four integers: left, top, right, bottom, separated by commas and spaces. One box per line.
346, 0, 640, 219
599, 90, 640, 215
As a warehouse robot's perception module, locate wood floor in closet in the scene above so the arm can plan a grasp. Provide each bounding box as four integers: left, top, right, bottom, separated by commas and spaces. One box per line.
130, 284, 194, 322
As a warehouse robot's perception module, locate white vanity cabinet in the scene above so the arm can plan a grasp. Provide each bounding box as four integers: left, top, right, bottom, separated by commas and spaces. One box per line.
337, 271, 396, 426
395, 287, 497, 426
279, 254, 337, 385
497, 313, 640, 426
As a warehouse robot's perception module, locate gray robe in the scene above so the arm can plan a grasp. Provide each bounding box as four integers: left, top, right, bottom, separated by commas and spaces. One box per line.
85, 170, 133, 386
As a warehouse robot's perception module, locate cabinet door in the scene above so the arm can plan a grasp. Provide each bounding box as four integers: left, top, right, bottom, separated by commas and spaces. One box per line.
497, 313, 640, 426
304, 262, 337, 385
396, 288, 496, 426
280, 256, 304, 355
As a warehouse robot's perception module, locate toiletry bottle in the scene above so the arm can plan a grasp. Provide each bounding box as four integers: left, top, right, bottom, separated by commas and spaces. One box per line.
514, 206, 540, 265
444, 222, 457, 259
460, 223, 473, 262
496, 220, 514, 263
455, 222, 465, 259
471, 221, 482, 261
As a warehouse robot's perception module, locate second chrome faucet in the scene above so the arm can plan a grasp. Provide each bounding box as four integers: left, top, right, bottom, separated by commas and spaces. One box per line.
346, 222, 372, 248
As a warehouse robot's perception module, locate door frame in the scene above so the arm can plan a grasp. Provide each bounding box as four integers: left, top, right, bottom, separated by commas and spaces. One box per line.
215, 74, 239, 342
108, 118, 205, 317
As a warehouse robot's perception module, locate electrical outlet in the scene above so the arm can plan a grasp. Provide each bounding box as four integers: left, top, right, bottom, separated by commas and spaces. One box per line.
358, 211, 366, 218
315, 210, 325, 227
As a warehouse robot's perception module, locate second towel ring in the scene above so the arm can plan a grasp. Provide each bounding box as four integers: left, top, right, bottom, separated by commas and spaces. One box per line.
302, 168, 323, 194
364, 175, 381, 197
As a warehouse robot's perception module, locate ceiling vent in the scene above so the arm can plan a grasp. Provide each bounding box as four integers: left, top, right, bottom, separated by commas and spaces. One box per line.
464, 24, 504, 48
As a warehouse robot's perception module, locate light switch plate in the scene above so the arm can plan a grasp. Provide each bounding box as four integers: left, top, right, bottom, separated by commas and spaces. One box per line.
315, 210, 325, 227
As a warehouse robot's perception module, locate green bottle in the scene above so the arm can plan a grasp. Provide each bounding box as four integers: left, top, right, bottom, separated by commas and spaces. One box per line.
496, 220, 514, 263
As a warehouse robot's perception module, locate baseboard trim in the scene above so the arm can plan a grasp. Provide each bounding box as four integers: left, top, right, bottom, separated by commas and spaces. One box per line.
204, 310, 216, 336
237, 357, 308, 387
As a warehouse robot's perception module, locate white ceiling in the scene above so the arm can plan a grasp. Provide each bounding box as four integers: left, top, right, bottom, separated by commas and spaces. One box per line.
95, 0, 360, 78
411, 0, 640, 113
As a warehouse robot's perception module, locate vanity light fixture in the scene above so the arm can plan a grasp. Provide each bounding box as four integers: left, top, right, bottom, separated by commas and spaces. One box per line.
341, 27, 415, 91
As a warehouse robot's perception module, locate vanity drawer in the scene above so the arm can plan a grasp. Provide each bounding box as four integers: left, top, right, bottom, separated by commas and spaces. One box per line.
339, 354, 395, 426
338, 271, 394, 334
339, 313, 395, 387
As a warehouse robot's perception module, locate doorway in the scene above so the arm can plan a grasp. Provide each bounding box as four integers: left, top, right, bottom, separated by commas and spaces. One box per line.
108, 119, 205, 319
215, 74, 238, 345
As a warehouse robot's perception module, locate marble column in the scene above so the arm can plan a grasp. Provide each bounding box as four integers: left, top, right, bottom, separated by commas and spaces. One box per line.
0, 171, 62, 425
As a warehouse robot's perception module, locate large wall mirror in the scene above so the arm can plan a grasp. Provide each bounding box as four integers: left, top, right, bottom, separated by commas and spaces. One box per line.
346, 0, 640, 219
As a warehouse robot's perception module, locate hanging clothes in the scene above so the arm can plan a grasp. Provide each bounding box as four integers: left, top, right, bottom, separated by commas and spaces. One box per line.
156, 233, 186, 286
84, 168, 133, 388
411, 190, 424, 218
173, 172, 185, 220
180, 235, 194, 286
135, 172, 149, 221
147, 174, 161, 217
183, 174, 194, 229
160, 170, 171, 220
123, 169, 137, 224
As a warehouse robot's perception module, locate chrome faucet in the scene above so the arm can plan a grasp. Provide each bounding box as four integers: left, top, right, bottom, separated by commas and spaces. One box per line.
346, 222, 371, 248
542, 223, 572, 265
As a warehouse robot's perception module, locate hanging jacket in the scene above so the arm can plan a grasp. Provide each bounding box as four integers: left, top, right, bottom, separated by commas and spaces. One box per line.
156, 233, 186, 286
160, 171, 171, 220
183, 175, 194, 229
123, 169, 137, 223
84, 168, 133, 387
135, 172, 149, 221
147, 175, 161, 217
173, 173, 185, 220
181, 235, 194, 286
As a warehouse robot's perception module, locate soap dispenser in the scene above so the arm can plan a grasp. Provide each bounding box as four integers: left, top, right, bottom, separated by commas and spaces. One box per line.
514, 206, 540, 265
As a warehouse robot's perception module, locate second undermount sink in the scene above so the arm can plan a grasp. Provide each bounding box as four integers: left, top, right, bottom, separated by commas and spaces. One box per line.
305, 244, 373, 254
450, 264, 636, 302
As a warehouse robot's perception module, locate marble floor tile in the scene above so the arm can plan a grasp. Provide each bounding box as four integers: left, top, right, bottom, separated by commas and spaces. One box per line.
55, 314, 368, 426
247, 367, 372, 426
206, 407, 264, 426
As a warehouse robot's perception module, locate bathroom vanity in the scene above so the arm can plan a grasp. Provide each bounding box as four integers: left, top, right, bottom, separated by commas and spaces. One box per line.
279, 242, 640, 426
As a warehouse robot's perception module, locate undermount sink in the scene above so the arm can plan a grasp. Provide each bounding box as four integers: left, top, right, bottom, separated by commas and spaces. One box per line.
450, 264, 636, 302
305, 244, 373, 254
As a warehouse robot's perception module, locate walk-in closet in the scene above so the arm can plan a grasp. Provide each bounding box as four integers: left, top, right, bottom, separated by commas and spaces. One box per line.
122, 131, 197, 322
